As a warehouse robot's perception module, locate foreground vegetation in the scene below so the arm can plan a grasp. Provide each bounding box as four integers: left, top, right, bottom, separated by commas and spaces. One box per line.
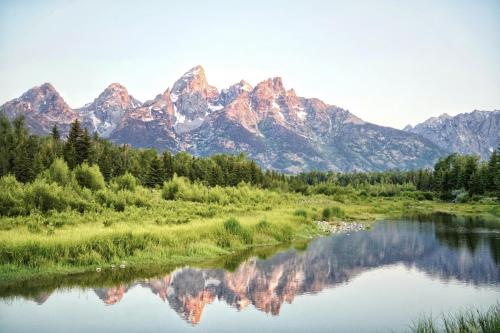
0, 115, 498, 281
409, 303, 500, 333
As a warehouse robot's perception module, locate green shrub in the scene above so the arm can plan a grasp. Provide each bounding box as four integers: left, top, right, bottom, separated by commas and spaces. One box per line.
294, 209, 307, 218
453, 189, 469, 203
73, 163, 105, 191
223, 217, 253, 244
113, 172, 137, 192
224, 217, 242, 234
322, 207, 332, 220
161, 175, 281, 205
113, 199, 126, 212
322, 206, 345, 220
162, 176, 182, 200
0, 175, 26, 216
46, 158, 71, 186
24, 179, 68, 213
330, 206, 345, 218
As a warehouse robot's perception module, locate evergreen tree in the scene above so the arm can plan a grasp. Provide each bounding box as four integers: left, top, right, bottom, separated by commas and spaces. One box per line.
76, 128, 91, 164
145, 156, 164, 188
162, 151, 174, 181
0, 114, 14, 176
97, 144, 113, 181
488, 149, 499, 192
64, 120, 81, 168
51, 125, 60, 141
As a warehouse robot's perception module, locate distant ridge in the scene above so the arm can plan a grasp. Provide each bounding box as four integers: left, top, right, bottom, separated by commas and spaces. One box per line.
404, 110, 500, 160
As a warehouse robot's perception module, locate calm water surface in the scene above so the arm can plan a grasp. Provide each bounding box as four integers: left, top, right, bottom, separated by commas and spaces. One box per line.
1, 218, 499, 332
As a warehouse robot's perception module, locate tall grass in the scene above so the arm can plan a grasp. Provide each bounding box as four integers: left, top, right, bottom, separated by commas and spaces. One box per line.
223, 218, 253, 244
409, 304, 500, 333
322, 206, 346, 220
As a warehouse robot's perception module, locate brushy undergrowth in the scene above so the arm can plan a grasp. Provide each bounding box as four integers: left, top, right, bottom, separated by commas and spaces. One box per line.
162, 175, 285, 205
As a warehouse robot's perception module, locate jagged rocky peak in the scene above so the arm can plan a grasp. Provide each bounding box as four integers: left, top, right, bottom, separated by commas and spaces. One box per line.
405, 109, 500, 159
18, 82, 72, 115
219, 80, 253, 105
93, 83, 141, 109
78, 83, 141, 138
252, 77, 287, 114
426, 113, 452, 124
81, 82, 141, 111
170, 65, 222, 133
1, 82, 77, 135
171, 65, 211, 100
127, 87, 175, 125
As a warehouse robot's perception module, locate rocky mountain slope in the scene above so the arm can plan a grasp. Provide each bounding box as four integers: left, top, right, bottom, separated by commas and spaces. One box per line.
1, 65, 451, 172
1, 83, 78, 135
404, 110, 500, 160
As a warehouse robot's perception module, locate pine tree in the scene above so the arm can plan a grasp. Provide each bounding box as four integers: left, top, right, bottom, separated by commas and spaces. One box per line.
51, 125, 60, 141
64, 120, 81, 168
492, 147, 500, 198
162, 151, 174, 181
488, 149, 498, 192
145, 156, 165, 188
0, 114, 14, 176
98, 144, 113, 181
76, 127, 91, 164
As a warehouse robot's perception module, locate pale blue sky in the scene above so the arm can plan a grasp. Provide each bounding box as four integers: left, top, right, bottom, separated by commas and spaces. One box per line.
1, 0, 499, 128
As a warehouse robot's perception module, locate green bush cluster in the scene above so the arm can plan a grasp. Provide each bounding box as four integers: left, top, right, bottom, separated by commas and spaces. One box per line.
112, 172, 137, 192
0, 175, 26, 216
0, 159, 145, 217
162, 175, 282, 205
73, 163, 105, 191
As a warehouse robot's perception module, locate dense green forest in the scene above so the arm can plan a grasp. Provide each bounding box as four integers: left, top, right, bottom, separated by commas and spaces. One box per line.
1, 115, 499, 211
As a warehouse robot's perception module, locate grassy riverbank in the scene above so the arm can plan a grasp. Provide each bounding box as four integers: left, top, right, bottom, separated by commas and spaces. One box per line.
1, 176, 498, 282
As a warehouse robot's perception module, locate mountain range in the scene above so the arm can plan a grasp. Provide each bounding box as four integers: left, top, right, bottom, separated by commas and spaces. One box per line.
1, 65, 498, 172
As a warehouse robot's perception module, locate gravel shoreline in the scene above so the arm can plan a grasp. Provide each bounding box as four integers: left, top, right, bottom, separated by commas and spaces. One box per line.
314, 221, 366, 234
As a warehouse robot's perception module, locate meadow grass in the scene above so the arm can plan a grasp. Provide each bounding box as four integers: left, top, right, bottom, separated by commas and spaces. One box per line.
0, 179, 498, 282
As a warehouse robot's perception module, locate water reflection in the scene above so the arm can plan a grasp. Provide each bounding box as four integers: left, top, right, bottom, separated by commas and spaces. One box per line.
2, 219, 499, 326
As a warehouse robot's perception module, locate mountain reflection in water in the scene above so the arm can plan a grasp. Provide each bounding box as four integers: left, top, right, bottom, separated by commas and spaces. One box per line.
6, 220, 500, 326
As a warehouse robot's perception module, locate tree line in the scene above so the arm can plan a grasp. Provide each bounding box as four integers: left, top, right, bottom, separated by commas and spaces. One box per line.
1, 115, 498, 201
289, 151, 499, 199
0, 115, 272, 187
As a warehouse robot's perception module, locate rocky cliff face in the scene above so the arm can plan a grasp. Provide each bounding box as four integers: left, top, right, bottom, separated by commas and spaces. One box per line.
0, 66, 455, 172
404, 110, 500, 159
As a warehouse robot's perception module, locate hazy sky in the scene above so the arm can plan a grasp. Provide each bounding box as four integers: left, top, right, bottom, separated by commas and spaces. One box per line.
1, 0, 499, 128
